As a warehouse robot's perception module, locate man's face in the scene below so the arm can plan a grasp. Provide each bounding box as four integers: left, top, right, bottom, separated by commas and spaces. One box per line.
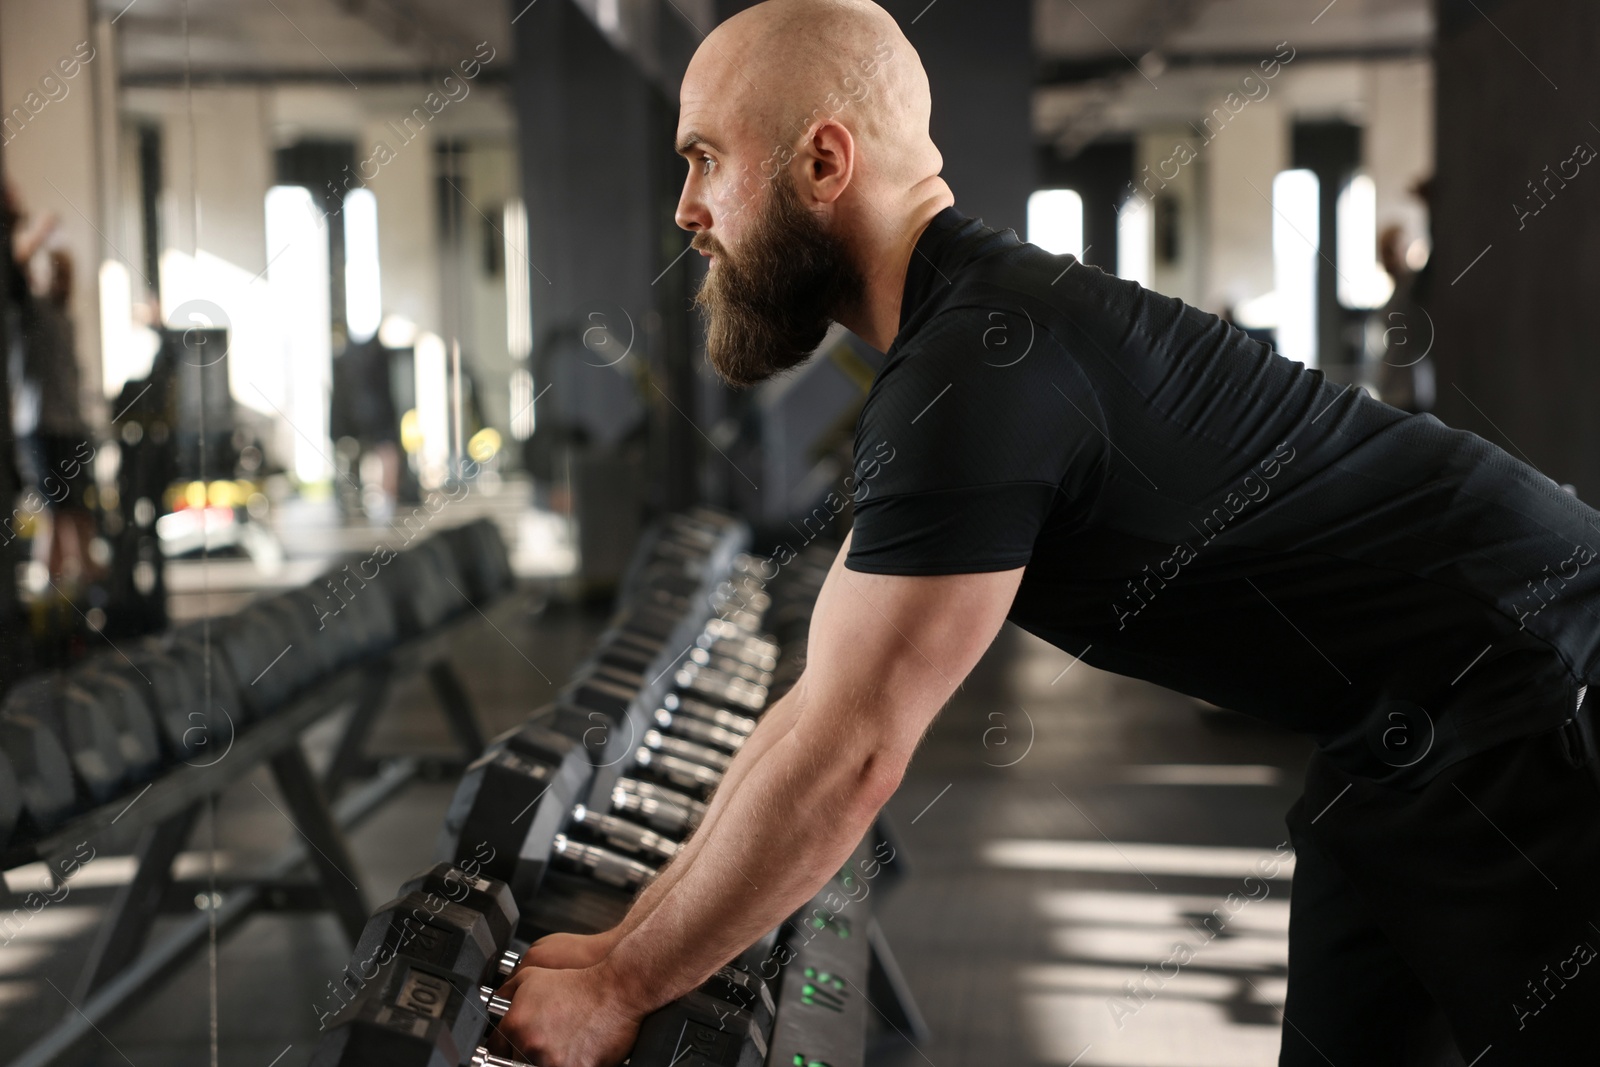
675, 71, 864, 387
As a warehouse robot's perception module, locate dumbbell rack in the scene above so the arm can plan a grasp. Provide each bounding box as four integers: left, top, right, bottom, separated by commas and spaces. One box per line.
312, 509, 930, 1067
1, 520, 518, 1067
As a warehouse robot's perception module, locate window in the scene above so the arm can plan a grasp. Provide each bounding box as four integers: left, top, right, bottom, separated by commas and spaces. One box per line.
1272, 169, 1319, 368
1027, 188, 1085, 258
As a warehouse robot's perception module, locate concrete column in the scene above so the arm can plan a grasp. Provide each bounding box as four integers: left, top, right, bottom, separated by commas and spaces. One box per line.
1431, 0, 1600, 492
1202, 96, 1286, 315
512, 0, 654, 450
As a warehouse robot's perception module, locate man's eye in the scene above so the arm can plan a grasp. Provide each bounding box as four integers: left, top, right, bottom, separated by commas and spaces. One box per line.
699, 154, 715, 175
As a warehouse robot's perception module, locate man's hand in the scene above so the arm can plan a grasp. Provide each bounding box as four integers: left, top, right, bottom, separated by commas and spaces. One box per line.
513, 930, 618, 973
487, 961, 645, 1067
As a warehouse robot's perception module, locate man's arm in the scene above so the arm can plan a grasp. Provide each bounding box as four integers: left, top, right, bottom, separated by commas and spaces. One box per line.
494, 540, 1023, 1066
518, 544, 826, 973
516, 672, 806, 969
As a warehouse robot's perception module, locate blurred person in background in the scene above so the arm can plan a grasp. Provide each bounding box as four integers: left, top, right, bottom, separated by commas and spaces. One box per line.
1371, 221, 1436, 414
7, 186, 98, 588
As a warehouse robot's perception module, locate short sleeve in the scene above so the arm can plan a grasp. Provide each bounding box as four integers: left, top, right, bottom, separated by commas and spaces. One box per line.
845, 307, 1106, 575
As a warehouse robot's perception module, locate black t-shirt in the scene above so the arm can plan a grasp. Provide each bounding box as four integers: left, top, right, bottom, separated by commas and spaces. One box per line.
846, 208, 1600, 784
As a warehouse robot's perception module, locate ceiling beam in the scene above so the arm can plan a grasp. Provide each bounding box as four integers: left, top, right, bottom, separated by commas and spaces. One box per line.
1037, 42, 1432, 86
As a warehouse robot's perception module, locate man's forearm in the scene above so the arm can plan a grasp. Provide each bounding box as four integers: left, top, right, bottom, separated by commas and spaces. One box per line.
599, 706, 893, 1012
599, 680, 805, 945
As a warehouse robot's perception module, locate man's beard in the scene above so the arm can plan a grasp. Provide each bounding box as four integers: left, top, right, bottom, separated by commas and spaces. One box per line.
691, 172, 865, 388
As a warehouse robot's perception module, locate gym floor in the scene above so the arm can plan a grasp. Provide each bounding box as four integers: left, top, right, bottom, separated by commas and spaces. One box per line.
1, 593, 1313, 1067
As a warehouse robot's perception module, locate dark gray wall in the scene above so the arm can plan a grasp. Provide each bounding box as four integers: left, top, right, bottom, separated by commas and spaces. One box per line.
513, 0, 654, 448
882, 0, 1034, 234
1431, 0, 1600, 493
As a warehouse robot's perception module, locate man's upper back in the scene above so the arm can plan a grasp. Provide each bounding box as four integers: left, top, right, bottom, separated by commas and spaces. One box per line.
845, 208, 1600, 779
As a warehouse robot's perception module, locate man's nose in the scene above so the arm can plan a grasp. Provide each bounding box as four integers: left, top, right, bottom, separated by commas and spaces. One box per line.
675, 176, 709, 233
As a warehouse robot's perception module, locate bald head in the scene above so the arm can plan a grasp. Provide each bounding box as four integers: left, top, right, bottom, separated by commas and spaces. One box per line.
679, 0, 941, 211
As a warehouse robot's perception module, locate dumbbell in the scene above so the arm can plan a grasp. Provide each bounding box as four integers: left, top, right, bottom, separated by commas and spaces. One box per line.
310, 957, 495, 1067
610, 776, 708, 838
673, 661, 767, 713
3, 675, 126, 805
436, 723, 593, 905
651, 706, 746, 755
90, 650, 205, 762
164, 620, 251, 729
439, 723, 700, 896
397, 862, 520, 949
349, 888, 503, 996
549, 832, 659, 891
62, 671, 163, 783
442, 520, 515, 606
318, 902, 768, 1067
589, 655, 767, 716
567, 805, 678, 866
0, 712, 74, 848
595, 641, 773, 691
310, 554, 404, 663
588, 659, 768, 726
632, 747, 723, 799
661, 692, 758, 737
557, 686, 735, 802
318, 914, 769, 1067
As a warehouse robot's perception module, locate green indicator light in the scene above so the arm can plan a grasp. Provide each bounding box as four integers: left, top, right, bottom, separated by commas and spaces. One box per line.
817, 971, 831, 983
811, 917, 826, 929
802, 984, 816, 996
838, 927, 850, 938
804, 967, 816, 978
793, 1056, 804, 1066
833, 979, 845, 991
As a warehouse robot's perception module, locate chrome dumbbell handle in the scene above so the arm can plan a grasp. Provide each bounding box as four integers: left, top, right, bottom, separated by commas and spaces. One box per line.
571, 804, 680, 864
662, 692, 757, 735
653, 708, 744, 754
634, 748, 723, 794
642, 729, 733, 772
479, 986, 513, 1017
701, 634, 779, 672
470, 1051, 525, 1067
611, 783, 705, 836
675, 665, 766, 712
687, 646, 773, 687
615, 775, 710, 813
552, 833, 658, 890
701, 618, 780, 657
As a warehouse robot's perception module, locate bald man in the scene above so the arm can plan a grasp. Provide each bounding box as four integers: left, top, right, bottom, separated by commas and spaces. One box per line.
492, 2, 1600, 1064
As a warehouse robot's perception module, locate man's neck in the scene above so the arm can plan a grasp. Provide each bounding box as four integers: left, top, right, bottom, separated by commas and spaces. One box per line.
835, 179, 954, 352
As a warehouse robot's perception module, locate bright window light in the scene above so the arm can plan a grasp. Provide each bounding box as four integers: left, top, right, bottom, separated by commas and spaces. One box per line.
1272, 169, 1319, 368
1117, 196, 1152, 288
98, 260, 142, 398
265, 184, 333, 483
1336, 173, 1394, 309
1027, 189, 1084, 258
343, 188, 382, 343
414, 330, 450, 488
504, 198, 533, 360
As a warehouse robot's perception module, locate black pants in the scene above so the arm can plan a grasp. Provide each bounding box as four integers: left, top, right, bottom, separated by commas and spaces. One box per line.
1280, 697, 1600, 1066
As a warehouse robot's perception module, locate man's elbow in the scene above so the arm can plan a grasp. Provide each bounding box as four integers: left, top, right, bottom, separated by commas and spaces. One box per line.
848, 747, 908, 818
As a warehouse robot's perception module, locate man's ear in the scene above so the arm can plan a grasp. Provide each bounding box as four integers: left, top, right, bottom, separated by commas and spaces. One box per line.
799, 120, 854, 205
